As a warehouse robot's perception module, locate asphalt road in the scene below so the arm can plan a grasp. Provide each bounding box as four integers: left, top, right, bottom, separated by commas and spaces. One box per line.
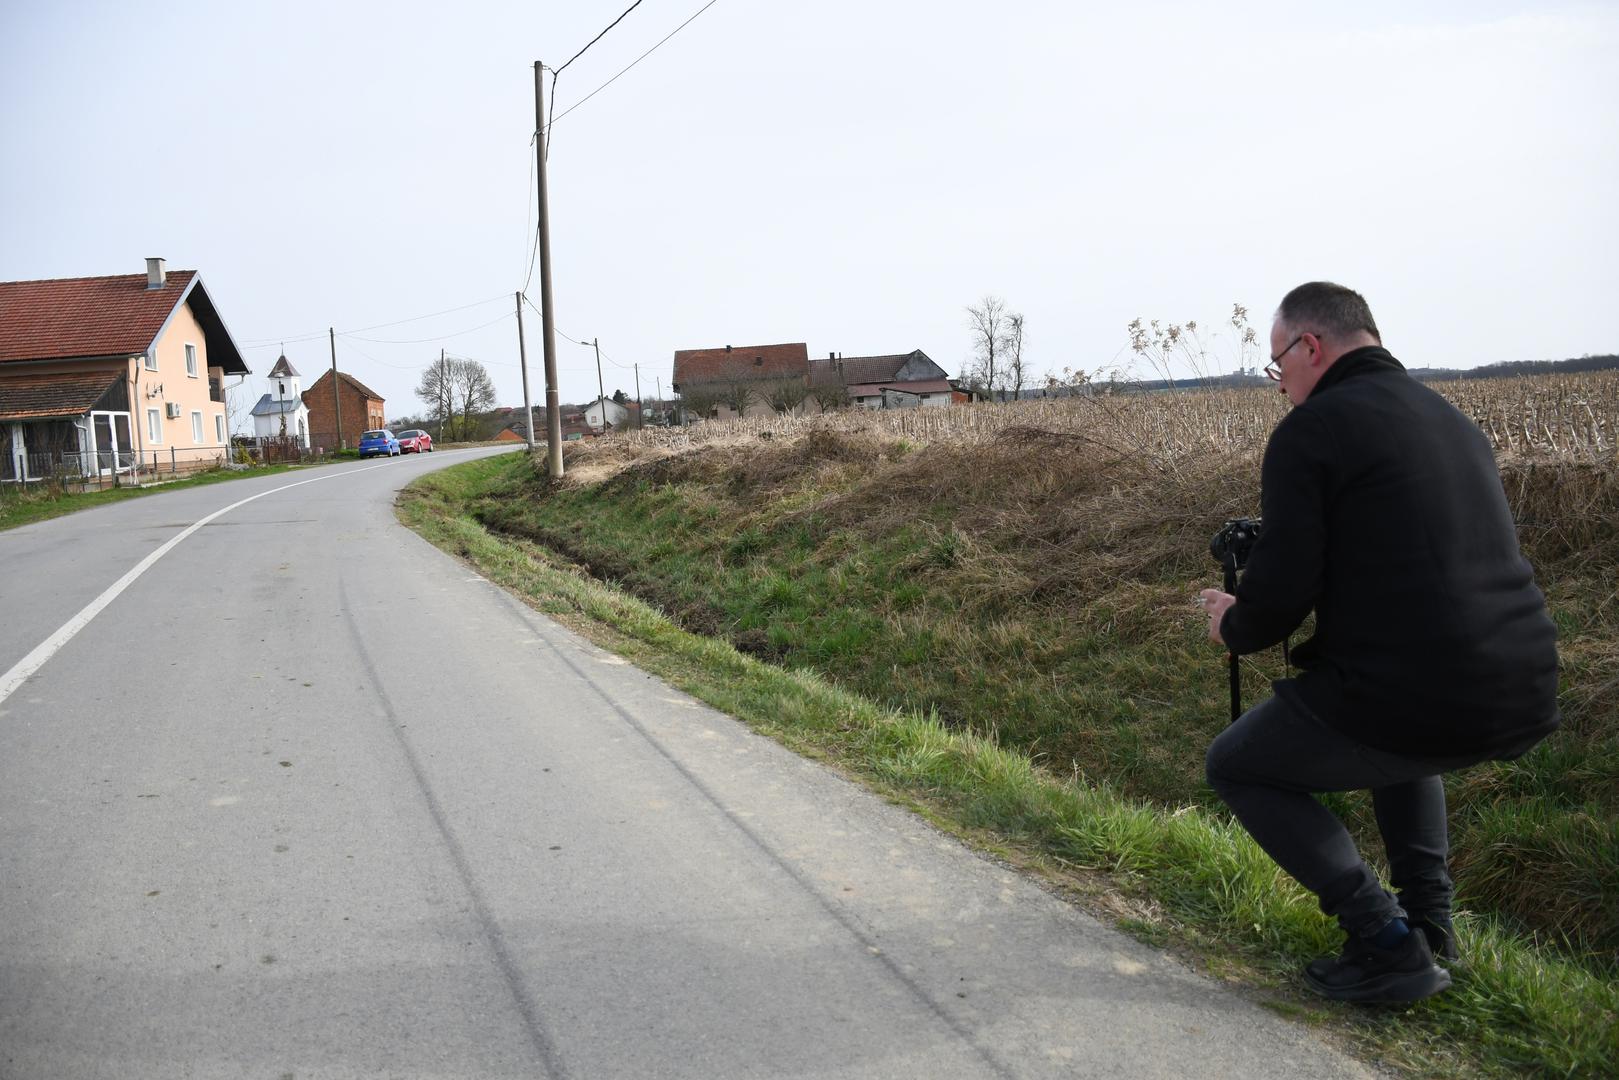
0, 448, 1373, 1079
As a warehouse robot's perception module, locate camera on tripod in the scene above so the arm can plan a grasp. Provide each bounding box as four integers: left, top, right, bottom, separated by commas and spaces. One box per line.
1210, 517, 1263, 571
1209, 516, 1264, 724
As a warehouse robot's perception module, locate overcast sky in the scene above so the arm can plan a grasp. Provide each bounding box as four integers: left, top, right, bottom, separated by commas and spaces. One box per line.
3, 1, 1615, 425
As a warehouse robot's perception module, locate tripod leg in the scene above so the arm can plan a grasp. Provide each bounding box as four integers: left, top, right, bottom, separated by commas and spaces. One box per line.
1224, 557, 1241, 724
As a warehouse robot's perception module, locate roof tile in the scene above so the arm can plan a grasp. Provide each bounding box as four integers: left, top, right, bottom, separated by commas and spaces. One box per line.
0, 272, 199, 362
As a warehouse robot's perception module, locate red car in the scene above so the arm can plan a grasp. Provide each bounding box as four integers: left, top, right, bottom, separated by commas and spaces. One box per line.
396, 429, 433, 454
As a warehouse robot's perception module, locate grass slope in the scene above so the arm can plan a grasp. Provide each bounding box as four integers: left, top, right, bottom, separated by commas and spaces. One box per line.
401, 442, 1618, 1079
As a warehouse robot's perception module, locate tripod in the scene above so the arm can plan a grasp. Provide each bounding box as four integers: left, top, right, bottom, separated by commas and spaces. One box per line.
1210, 516, 1287, 725
1222, 551, 1243, 725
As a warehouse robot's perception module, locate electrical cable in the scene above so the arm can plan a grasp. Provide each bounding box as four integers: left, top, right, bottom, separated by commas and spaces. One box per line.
548, 0, 720, 129
341, 310, 514, 345
544, 0, 646, 160
242, 294, 512, 350
556, 0, 646, 77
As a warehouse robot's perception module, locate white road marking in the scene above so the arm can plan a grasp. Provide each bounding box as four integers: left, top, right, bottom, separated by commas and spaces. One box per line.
0, 463, 393, 707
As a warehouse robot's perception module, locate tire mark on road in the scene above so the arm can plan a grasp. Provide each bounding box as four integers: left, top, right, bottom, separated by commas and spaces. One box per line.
337, 573, 570, 1080
518, 606, 1017, 1080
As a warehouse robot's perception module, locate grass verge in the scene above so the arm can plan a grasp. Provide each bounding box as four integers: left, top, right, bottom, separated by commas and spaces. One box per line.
0, 463, 303, 532
399, 452, 1618, 1079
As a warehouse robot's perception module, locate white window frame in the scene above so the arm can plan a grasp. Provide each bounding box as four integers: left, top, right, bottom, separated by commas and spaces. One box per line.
185, 342, 199, 377
191, 411, 204, 444
215, 414, 226, 444
143, 350, 158, 372
147, 408, 162, 445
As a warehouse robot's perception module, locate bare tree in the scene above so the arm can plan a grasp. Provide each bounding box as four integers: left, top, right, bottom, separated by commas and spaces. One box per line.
765, 378, 810, 415
1004, 312, 1027, 401
718, 378, 757, 418
967, 295, 1010, 401
809, 380, 850, 412
452, 358, 498, 440
677, 385, 722, 424
414, 354, 455, 439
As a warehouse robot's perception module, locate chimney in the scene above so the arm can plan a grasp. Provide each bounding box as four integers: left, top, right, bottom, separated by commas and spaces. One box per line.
725, 344, 732, 353
145, 258, 166, 290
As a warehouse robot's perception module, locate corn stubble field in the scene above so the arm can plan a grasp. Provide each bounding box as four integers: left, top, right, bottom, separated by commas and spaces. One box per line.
484, 372, 1618, 976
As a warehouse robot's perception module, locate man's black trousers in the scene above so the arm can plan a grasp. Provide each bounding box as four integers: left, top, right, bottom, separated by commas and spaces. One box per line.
1204, 695, 1486, 939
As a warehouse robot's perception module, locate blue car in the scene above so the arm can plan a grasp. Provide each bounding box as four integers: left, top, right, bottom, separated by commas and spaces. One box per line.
358, 429, 400, 458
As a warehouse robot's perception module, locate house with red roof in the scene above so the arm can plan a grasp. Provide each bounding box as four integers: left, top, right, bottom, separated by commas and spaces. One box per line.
671, 342, 811, 421
1, 259, 250, 483
301, 369, 385, 451
809, 349, 955, 410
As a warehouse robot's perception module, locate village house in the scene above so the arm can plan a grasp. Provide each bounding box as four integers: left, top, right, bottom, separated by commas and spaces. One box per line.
302, 370, 385, 451
0, 259, 249, 483
811, 349, 956, 410
583, 395, 640, 431
671, 342, 810, 421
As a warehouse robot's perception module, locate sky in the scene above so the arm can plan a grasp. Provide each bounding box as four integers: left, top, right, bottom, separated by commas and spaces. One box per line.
3, 0, 1616, 429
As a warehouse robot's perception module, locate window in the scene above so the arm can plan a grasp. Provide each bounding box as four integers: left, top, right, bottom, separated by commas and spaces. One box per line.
215, 414, 226, 443
185, 343, 198, 377
191, 411, 204, 444
144, 351, 157, 371
278, 381, 285, 397
147, 408, 162, 444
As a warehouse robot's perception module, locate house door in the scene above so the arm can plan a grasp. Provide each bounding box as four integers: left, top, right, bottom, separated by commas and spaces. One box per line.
92, 412, 133, 475
2, 423, 19, 482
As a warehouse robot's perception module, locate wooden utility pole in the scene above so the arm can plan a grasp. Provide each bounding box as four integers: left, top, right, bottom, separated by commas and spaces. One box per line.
593, 337, 605, 431
633, 362, 642, 429
534, 61, 563, 478
329, 327, 343, 449
656, 375, 663, 427
515, 292, 535, 449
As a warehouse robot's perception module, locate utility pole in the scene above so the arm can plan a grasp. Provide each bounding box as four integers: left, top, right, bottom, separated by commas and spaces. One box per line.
633, 362, 643, 430
534, 61, 563, 478
656, 375, 662, 427
515, 292, 535, 449
329, 327, 343, 450
593, 337, 605, 432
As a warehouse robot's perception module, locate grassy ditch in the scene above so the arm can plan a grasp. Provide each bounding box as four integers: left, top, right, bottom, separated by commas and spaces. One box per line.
399, 437, 1617, 1079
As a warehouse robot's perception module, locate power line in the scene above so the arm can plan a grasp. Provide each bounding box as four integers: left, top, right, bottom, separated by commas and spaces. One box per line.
341, 310, 514, 345
544, 0, 646, 159
522, 298, 632, 371
557, 0, 645, 76
242, 294, 512, 349
523, 139, 537, 288
548, 0, 721, 129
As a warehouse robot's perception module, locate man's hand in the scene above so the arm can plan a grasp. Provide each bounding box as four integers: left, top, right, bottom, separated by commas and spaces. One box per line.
1199, 589, 1236, 645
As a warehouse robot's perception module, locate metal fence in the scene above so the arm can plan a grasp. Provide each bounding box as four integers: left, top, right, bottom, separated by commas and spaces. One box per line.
2, 445, 231, 490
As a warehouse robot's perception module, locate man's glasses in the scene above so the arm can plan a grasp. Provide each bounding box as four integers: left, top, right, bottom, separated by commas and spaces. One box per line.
1264, 335, 1308, 381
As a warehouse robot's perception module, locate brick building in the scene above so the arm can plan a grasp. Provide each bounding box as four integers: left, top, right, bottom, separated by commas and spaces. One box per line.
302, 370, 385, 450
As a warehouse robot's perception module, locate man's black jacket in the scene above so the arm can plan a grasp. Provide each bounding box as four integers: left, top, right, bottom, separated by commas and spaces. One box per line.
1220, 346, 1559, 758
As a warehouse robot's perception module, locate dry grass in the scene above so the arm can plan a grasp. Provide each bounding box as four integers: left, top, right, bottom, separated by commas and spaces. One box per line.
597, 369, 1619, 461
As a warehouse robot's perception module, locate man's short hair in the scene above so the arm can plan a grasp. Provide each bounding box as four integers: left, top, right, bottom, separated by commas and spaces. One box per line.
1276, 282, 1381, 343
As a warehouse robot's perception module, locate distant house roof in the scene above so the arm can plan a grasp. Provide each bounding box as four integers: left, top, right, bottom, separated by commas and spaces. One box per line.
848, 378, 955, 397
0, 270, 249, 375
250, 394, 305, 417
672, 342, 808, 388
305, 369, 385, 403
0, 369, 124, 422
834, 353, 913, 384
267, 353, 300, 378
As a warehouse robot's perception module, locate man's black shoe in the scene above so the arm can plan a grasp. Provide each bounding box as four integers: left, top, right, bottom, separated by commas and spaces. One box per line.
1408, 914, 1459, 963
1303, 929, 1452, 1003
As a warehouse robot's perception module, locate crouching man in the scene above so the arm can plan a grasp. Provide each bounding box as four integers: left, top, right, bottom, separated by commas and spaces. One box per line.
1198, 281, 1559, 1003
